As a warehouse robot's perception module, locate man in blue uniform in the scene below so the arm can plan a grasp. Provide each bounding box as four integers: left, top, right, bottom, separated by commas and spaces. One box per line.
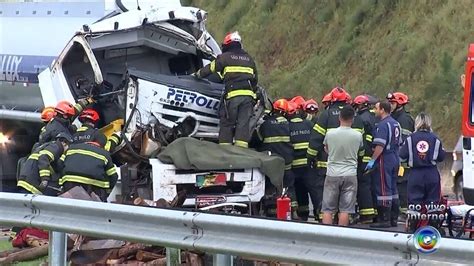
399, 112, 445, 232
366, 101, 402, 228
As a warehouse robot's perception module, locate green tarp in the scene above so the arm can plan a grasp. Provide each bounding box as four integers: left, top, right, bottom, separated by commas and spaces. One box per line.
156, 137, 284, 189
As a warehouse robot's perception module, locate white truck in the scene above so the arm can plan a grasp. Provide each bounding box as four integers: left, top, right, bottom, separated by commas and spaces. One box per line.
38, 0, 271, 212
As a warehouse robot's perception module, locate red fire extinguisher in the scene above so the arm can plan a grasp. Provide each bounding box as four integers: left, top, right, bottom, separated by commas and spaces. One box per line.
277, 188, 291, 220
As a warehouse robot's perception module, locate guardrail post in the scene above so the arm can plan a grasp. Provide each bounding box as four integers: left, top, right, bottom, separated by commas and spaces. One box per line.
166, 247, 181, 266
48, 231, 67, 266
213, 253, 233, 266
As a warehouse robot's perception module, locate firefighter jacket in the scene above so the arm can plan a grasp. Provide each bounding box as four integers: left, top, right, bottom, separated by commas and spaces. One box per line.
59, 142, 117, 189
18, 141, 65, 194
391, 107, 414, 169
73, 124, 107, 147
257, 114, 293, 169
303, 113, 318, 125
357, 108, 377, 163
37, 99, 90, 145
196, 47, 258, 100
307, 102, 364, 169
399, 130, 445, 168
105, 132, 122, 152
391, 107, 414, 142
289, 116, 313, 168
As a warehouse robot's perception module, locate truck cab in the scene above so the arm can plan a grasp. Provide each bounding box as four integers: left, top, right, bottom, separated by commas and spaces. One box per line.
38, 2, 269, 209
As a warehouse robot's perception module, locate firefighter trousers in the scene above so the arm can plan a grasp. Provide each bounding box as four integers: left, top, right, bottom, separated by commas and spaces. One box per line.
218, 96, 255, 148
283, 169, 298, 209
294, 166, 319, 220
357, 162, 375, 218
309, 166, 326, 220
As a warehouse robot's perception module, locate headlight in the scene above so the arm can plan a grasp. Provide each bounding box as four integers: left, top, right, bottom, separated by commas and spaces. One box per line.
453, 152, 457, 161
0, 132, 9, 145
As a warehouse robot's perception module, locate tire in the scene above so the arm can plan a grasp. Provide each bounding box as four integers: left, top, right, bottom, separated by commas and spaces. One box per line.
454, 174, 464, 202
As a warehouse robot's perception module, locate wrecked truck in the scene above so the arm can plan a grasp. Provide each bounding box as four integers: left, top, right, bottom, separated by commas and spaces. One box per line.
38, 3, 276, 213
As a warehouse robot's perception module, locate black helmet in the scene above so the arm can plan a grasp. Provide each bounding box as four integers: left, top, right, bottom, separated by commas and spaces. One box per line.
55, 132, 73, 144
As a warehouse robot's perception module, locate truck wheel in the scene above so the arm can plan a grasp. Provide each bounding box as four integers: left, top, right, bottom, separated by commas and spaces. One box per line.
454, 174, 464, 201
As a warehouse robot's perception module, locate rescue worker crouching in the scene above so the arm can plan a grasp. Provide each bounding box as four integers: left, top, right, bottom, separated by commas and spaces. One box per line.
399, 113, 445, 233
74, 108, 107, 147
17, 133, 73, 195
194, 31, 258, 148
352, 95, 377, 223
257, 99, 298, 218
387, 92, 414, 220
59, 141, 118, 202
287, 102, 318, 221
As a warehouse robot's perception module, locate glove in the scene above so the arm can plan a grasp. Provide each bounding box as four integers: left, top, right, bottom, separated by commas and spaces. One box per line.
38, 180, 49, 190
364, 159, 376, 171
191, 71, 202, 79
86, 96, 96, 104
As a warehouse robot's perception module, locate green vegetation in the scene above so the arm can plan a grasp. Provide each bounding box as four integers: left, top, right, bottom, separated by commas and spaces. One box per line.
0, 239, 48, 265
184, 0, 474, 147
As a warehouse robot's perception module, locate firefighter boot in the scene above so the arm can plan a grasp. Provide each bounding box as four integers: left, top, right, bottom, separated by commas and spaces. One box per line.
370, 207, 391, 228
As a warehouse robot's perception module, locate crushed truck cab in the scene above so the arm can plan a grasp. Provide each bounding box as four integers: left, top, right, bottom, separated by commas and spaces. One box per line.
38, 2, 269, 210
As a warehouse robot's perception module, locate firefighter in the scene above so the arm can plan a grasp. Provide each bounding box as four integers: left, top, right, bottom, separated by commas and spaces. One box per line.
287, 102, 318, 221
257, 99, 297, 217
40, 106, 55, 129
194, 31, 258, 148
59, 141, 118, 201
17, 133, 73, 195
366, 101, 402, 228
307, 87, 364, 221
321, 93, 332, 110
303, 99, 319, 124
352, 95, 376, 223
399, 112, 445, 232
73, 108, 107, 147
387, 92, 414, 220
291, 96, 306, 115
38, 97, 95, 146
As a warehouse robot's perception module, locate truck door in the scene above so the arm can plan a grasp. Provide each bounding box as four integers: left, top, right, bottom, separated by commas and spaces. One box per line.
461, 43, 474, 205
39, 35, 103, 107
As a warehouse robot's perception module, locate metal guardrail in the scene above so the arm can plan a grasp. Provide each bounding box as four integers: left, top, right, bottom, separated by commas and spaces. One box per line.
0, 109, 41, 123
1, 193, 473, 265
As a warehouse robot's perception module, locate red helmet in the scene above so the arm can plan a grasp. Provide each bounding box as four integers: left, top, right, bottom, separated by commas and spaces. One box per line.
330, 87, 350, 102
223, 31, 242, 45
387, 92, 409, 105
41, 106, 56, 123
79, 108, 100, 123
287, 101, 298, 115
353, 95, 370, 105
345, 92, 352, 104
304, 99, 319, 112
322, 93, 332, 104
291, 96, 306, 110
55, 100, 75, 117
273, 99, 289, 113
